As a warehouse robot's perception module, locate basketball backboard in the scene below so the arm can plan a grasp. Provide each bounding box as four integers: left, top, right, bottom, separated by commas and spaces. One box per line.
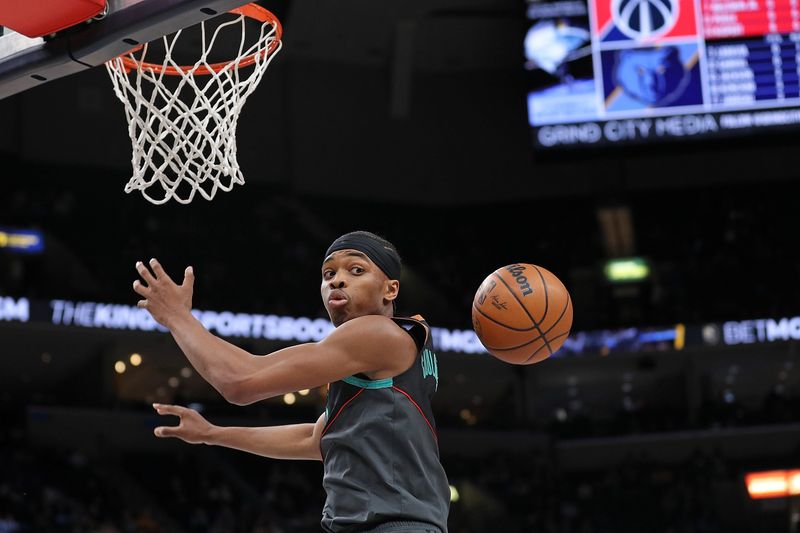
0, 0, 256, 100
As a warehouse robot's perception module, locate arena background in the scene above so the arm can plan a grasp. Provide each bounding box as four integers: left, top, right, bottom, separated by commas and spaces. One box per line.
2, 0, 800, 531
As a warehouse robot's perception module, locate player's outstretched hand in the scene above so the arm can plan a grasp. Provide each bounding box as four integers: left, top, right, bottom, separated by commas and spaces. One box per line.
152, 403, 214, 444
133, 258, 194, 329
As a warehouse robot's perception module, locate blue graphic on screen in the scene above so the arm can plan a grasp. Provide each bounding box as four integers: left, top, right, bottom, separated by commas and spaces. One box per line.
617, 47, 686, 104
601, 44, 702, 111
524, 18, 598, 125
525, 20, 590, 75
527, 79, 598, 125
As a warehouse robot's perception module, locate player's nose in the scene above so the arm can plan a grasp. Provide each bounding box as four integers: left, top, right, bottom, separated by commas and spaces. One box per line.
328, 277, 346, 289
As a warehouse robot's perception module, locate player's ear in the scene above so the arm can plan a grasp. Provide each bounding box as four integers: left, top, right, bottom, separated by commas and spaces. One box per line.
384, 279, 400, 303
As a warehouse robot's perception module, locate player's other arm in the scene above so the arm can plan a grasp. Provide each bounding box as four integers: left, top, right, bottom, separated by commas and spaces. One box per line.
133, 259, 416, 405
152, 404, 326, 461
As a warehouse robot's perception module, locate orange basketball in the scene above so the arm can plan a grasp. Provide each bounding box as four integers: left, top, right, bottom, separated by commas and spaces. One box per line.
472, 263, 573, 365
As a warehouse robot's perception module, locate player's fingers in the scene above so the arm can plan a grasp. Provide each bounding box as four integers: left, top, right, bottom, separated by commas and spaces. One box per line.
135, 261, 156, 286
154, 426, 180, 438
153, 403, 186, 416
182, 266, 194, 288
133, 279, 150, 297
149, 258, 173, 283
137, 299, 149, 309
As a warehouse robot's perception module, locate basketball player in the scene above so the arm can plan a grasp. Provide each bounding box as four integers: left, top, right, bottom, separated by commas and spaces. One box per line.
133, 231, 449, 533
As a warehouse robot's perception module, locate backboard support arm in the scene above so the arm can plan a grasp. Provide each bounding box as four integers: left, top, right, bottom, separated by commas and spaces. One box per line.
0, 0, 251, 100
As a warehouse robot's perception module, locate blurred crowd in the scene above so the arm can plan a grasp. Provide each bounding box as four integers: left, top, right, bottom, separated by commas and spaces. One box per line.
444, 448, 751, 533
0, 423, 319, 533
0, 419, 780, 533
545, 383, 800, 440
1, 351, 795, 533
0, 428, 155, 533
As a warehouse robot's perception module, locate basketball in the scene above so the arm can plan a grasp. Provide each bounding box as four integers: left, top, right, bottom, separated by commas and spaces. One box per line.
472, 263, 573, 365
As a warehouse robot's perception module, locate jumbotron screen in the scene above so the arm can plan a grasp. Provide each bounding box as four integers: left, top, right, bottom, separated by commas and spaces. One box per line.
525, 0, 800, 147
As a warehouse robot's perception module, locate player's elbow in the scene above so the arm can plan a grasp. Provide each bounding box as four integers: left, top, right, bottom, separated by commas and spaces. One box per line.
211, 362, 261, 405
301, 434, 323, 461
222, 391, 248, 406
220, 385, 254, 406
219, 377, 269, 406
215, 379, 247, 405
307, 446, 323, 462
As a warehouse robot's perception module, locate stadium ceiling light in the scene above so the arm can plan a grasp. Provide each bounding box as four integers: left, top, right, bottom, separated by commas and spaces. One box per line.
114, 361, 126, 374
283, 393, 296, 405
604, 257, 650, 283
130, 353, 142, 366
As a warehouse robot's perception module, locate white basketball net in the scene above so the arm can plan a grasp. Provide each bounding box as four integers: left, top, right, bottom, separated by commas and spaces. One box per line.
105, 12, 281, 204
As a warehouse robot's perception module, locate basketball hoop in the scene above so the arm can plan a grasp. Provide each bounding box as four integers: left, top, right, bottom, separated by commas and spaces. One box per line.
105, 3, 282, 204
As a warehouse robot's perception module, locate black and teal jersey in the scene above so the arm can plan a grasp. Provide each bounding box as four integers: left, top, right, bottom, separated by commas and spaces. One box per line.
320, 316, 449, 533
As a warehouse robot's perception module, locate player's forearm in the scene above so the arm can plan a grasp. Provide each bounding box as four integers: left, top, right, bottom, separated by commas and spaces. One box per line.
167, 311, 257, 401
205, 423, 320, 461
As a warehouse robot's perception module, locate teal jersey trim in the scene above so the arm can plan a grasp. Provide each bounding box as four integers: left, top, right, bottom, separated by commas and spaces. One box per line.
342, 375, 394, 389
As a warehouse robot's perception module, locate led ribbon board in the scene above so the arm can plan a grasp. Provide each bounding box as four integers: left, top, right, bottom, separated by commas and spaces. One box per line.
0, 296, 686, 357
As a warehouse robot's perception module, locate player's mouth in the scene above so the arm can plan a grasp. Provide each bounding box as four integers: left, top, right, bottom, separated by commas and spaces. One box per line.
328, 289, 349, 309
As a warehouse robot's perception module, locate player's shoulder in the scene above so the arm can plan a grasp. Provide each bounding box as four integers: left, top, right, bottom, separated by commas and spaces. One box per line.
345, 313, 427, 332
343, 313, 392, 326
340, 314, 406, 336
338, 314, 420, 347
331, 315, 416, 361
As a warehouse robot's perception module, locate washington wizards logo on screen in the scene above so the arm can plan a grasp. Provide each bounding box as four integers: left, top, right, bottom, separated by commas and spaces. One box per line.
612, 0, 678, 40
592, 0, 696, 42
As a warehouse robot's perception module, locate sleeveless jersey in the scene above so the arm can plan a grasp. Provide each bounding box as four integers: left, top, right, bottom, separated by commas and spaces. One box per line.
320, 316, 450, 532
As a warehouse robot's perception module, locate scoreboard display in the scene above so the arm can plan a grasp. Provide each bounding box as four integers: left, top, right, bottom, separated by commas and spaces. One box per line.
525, 0, 800, 146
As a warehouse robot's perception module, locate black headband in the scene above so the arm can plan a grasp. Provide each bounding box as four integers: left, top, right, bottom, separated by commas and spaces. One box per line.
324, 233, 402, 281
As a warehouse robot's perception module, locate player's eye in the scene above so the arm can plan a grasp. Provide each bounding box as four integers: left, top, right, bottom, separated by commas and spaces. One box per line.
323, 270, 334, 279
351, 266, 365, 274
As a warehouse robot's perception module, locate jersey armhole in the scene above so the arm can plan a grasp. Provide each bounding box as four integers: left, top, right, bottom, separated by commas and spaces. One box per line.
392, 316, 429, 353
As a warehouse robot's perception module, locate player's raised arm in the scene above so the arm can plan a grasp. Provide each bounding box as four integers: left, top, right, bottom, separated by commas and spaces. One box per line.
133, 258, 256, 402
151, 403, 326, 461
132, 258, 415, 405
230, 312, 416, 405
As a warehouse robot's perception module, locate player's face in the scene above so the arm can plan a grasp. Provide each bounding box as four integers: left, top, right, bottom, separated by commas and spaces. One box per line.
321, 249, 398, 327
